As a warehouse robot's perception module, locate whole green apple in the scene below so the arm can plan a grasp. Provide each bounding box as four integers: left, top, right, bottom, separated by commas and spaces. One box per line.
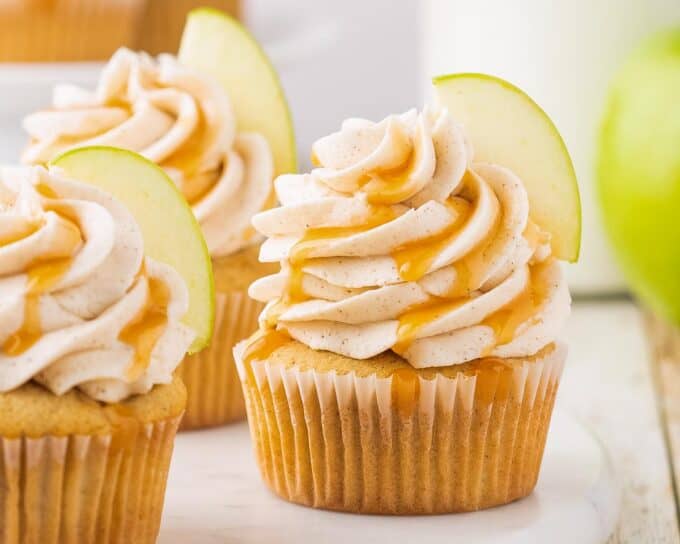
598, 28, 680, 324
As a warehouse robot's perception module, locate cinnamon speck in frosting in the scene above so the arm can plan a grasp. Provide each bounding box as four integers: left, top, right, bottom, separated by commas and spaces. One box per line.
248, 108, 571, 369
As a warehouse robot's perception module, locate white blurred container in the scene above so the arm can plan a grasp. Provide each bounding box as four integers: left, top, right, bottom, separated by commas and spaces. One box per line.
0, 63, 101, 163
244, 0, 420, 170
423, 0, 680, 295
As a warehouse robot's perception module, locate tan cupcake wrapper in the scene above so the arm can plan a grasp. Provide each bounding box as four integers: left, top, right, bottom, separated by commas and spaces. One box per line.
178, 291, 263, 430
0, 414, 181, 544
0, 0, 146, 62
0, 0, 241, 62
235, 343, 566, 514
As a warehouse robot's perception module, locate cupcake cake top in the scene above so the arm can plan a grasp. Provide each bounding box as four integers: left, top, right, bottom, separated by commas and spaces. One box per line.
248, 108, 571, 368
0, 166, 195, 402
22, 47, 274, 258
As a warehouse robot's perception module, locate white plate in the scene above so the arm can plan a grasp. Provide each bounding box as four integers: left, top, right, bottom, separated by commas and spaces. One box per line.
160, 408, 619, 544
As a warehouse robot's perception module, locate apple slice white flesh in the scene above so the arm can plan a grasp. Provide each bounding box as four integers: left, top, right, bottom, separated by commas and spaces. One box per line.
50, 146, 214, 354
433, 73, 581, 262
179, 7, 297, 176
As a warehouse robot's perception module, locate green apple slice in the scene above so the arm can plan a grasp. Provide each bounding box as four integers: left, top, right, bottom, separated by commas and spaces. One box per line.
433, 73, 581, 262
50, 146, 214, 354
179, 7, 297, 176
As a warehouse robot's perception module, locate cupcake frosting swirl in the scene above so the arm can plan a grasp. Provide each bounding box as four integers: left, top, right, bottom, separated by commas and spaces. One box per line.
22, 48, 274, 258
0, 166, 195, 402
249, 108, 570, 368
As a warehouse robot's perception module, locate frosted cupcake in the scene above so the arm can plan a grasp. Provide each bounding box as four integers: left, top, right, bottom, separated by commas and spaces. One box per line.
236, 101, 575, 513
0, 165, 196, 541
22, 42, 282, 428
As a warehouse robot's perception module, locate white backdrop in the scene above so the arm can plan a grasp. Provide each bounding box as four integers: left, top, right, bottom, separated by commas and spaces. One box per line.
423, 0, 680, 294
244, 0, 421, 171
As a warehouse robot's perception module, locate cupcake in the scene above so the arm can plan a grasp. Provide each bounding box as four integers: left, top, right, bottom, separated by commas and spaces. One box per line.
0, 0, 238, 62
21, 38, 283, 428
0, 0, 146, 62
235, 102, 575, 513
0, 164, 196, 541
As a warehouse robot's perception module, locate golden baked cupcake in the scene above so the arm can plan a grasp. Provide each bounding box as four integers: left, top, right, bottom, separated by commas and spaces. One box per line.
235, 74, 581, 514
21, 9, 296, 429
0, 149, 213, 542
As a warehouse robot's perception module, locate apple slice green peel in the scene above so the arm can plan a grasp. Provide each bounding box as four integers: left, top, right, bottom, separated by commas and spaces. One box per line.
50, 146, 214, 354
433, 73, 581, 262
179, 7, 297, 176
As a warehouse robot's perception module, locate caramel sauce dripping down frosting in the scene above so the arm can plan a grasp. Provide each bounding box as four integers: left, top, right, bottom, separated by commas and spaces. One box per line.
244, 108, 567, 371
165, 109, 221, 205
2, 181, 173, 375
260, 203, 397, 329
390, 367, 421, 415
392, 196, 472, 282
481, 261, 549, 347
2, 190, 82, 356
0, 166, 197, 404
119, 272, 171, 381
3, 257, 75, 356
242, 328, 292, 365
0, 221, 41, 248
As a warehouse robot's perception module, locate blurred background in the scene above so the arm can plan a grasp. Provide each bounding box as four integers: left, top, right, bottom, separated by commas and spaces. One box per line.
2, 0, 680, 318
5, 2, 680, 538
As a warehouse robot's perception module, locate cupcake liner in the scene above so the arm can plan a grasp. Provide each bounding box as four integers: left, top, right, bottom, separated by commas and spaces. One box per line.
0, 414, 181, 544
0, 0, 145, 62
178, 291, 263, 430
235, 343, 566, 514
138, 0, 240, 55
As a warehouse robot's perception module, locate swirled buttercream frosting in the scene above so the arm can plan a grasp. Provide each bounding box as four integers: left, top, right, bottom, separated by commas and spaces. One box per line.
247, 108, 570, 368
23, 48, 274, 258
0, 166, 195, 402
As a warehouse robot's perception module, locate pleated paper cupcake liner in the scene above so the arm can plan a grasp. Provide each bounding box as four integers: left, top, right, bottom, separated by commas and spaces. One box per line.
178, 291, 264, 430
0, 414, 181, 544
137, 0, 240, 55
0, 0, 146, 62
235, 343, 566, 514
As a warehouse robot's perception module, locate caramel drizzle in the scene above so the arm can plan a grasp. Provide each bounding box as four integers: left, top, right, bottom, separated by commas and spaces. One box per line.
360, 145, 419, 205
104, 95, 220, 205
241, 328, 292, 365
246, 143, 549, 366
391, 367, 421, 416
392, 196, 472, 282
241, 201, 397, 364
313, 122, 423, 205
259, 203, 398, 329
480, 262, 548, 347
3, 183, 173, 375
393, 236, 548, 357
163, 108, 220, 205
288, 204, 396, 267
0, 221, 41, 248
119, 274, 171, 381
3, 258, 74, 356
392, 295, 469, 355
2, 203, 82, 356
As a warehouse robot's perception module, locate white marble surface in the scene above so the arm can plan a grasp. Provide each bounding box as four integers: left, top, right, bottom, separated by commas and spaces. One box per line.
157, 300, 680, 543
159, 408, 619, 544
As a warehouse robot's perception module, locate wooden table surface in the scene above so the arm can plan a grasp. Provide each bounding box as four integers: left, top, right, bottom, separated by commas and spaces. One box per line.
565, 300, 680, 543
